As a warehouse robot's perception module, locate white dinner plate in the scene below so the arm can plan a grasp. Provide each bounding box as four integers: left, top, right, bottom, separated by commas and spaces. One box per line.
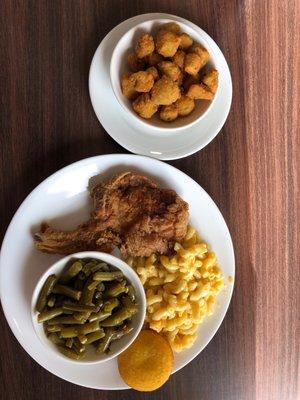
0, 154, 235, 390
89, 13, 232, 160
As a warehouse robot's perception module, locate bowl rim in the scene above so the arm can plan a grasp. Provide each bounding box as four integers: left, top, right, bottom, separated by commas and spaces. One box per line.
31, 251, 146, 365
109, 17, 219, 132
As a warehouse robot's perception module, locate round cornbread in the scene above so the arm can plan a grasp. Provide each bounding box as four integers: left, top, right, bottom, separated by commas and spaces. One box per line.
118, 329, 174, 391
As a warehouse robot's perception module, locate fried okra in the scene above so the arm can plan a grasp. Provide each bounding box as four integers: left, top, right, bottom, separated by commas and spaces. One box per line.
163, 22, 181, 34
158, 61, 181, 81
136, 34, 155, 58
182, 73, 200, 91
146, 66, 159, 81
184, 53, 202, 76
151, 76, 181, 105
145, 52, 164, 66
127, 53, 145, 72
172, 50, 186, 69
155, 29, 181, 57
188, 44, 210, 69
186, 83, 214, 100
175, 95, 195, 116
202, 69, 219, 94
121, 74, 137, 99
132, 93, 158, 118
160, 104, 178, 122
179, 33, 193, 50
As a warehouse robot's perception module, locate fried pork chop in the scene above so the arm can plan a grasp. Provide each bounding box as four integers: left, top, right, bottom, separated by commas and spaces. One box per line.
34, 172, 189, 257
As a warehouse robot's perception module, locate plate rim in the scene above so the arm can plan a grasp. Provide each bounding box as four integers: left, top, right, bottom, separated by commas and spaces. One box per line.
88, 13, 233, 160
0, 153, 235, 390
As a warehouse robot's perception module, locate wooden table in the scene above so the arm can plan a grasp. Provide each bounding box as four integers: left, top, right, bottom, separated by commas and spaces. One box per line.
0, 1, 299, 399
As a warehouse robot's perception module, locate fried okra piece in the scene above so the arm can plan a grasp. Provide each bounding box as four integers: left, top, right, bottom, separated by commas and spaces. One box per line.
172, 50, 185, 69
202, 69, 219, 94
136, 34, 155, 58
133, 93, 158, 118
145, 52, 164, 67
176, 72, 184, 87
155, 30, 181, 57
182, 73, 200, 91
127, 52, 145, 72
131, 71, 154, 92
163, 22, 181, 34
184, 53, 202, 76
175, 95, 195, 116
151, 76, 181, 105
146, 66, 159, 81
186, 83, 214, 100
188, 44, 210, 68
179, 33, 193, 50
158, 61, 181, 81
160, 104, 178, 122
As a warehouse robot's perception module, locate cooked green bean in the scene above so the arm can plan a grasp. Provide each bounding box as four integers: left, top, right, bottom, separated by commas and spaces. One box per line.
104, 281, 128, 297
48, 333, 64, 346
85, 330, 105, 344
87, 280, 100, 291
52, 284, 81, 301
127, 285, 136, 302
79, 320, 100, 335
112, 326, 133, 341
92, 271, 123, 281
90, 263, 107, 273
60, 326, 79, 338
57, 345, 85, 360
78, 334, 88, 344
47, 295, 56, 308
82, 261, 98, 276
46, 324, 63, 333
36, 274, 57, 312
47, 316, 85, 325
73, 338, 86, 353
73, 311, 91, 322
63, 302, 95, 313
103, 298, 119, 313
99, 305, 138, 327
88, 311, 111, 323
96, 328, 115, 353
80, 277, 96, 306
37, 307, 64, 323
65, 338, 73, 348
59, 261, 83, 283
73, 276, 85, 291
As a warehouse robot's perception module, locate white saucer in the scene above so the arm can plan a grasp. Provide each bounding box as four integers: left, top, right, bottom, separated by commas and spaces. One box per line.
0, 154, 234, 390
89, 13, 232, 160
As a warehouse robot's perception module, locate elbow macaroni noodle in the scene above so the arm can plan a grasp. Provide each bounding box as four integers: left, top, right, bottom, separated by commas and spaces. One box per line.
127, 226, 225, 352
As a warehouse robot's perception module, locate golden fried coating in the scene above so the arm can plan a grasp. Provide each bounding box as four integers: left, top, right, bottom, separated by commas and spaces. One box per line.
158, 61, 181, 81
136, 34, 155, 58
186, 83, 214, 100
163, 22, 181, 34
188, 43, 210, 68
151, 76, 181, 105
184, 53, 202, 76
202, 69, 219, 94
176, 72, 184, 87
172, 50, 185, 69
127, 52, 145, 72
179, 33, 193, 50
175, 95, 195, 116
146, 52, 164, 66
132, 93, 158, 118
146, 66, 159, 81
160, 104, 178, 122
131, 71, 154, 92
121, 74, 137, 99
155, 30, 181, 57
182, 73, 200, 91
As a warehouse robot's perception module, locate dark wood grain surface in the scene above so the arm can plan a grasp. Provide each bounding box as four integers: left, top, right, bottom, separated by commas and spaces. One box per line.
0, 1, 299, 399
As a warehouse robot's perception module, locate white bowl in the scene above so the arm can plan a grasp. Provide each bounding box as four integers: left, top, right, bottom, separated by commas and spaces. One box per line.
31, 251, 146, 365
110, 18, 218, 132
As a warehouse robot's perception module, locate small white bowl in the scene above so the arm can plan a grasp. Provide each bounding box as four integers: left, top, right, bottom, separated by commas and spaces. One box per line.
110, 18, 218, 132
31, 251, 146, 364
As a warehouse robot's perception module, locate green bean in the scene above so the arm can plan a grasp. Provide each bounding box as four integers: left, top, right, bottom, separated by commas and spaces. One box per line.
37, 307, 63, 323
48, 333, 64, 346
79, 320, 100, 335
87, 280, 100, 290
127, 285, 136, 302
36, 274, 57, 312
85, 330, 105, 344
112, 326, 133, 341
47, 316, 85, 325
46, 324, 63, 333
65, 338, 73, 348
60, 326, 79, 338
78, 334, 87, 344
104, 282, 127, 297
73, 276, 85, 291
90, 263, 108, 273
99, 305, 138, 327
59, 261, 83, 283
96, 328, 115, 353
88, 310, 111, 323
73, 338, 86, 353
52, 284, 81, 301
73, 311, 91, 322
103, 298, 119, 313
82, 261, 98, 276
57, 345, 85, 360
80, 277, 96, 306
47, 295, 56, 308
92, 271, 123, 281
63, 302, 95, 313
